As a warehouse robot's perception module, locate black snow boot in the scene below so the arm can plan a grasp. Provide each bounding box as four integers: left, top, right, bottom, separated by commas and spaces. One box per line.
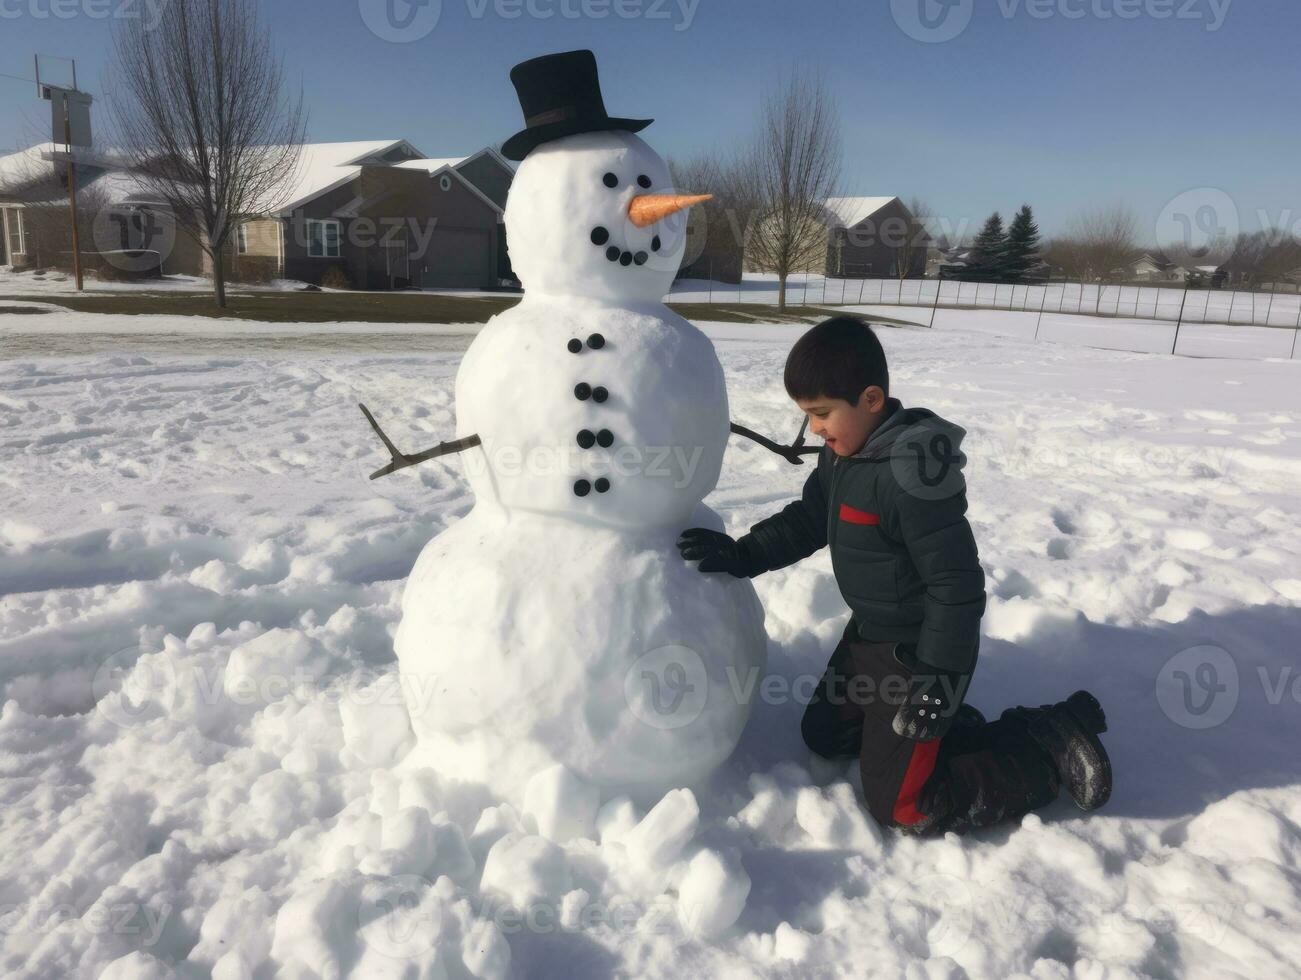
999, 690, 1112, 811
953, 703, 986, 729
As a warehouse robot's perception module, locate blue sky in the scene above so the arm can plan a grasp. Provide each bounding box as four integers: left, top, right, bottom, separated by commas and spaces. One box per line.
1, 0, 1295, 243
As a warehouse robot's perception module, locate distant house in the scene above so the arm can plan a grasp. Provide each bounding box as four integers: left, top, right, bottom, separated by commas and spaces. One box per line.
821, 197, 930, 278
677, 199, 744, 285
936, 245, 976, 279
741, 195, 930, 282
1183, 264, 1227, 289
1128, 252, 1187, 282
2, 138, 517, 290
0, 142, 207, 277
235, 140, 515, 290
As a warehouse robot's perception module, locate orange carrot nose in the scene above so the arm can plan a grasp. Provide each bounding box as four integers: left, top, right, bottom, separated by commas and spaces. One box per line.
628, 193, 713, 228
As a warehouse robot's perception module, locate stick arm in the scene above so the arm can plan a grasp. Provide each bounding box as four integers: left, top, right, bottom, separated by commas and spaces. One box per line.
359, 403, 482, 480
729, 416, 822, 465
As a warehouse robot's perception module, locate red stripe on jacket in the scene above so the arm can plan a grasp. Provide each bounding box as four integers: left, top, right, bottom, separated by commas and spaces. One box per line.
839, 504, 881, 525
893, 739, 942, 825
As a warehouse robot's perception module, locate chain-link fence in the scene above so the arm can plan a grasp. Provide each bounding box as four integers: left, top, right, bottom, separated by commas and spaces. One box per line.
667, 274, 1301, 359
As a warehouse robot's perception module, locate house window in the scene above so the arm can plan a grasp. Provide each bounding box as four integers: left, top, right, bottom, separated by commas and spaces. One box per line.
307, 219, 341, 258
5, 208, 25, 260
236, 222, 249, 254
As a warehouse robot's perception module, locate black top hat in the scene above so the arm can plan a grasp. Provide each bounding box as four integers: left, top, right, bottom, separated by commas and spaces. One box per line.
501, 49, 652, 162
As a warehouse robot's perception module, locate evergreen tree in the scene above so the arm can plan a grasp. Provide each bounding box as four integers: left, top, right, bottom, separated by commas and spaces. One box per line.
1003, 204, 1042, 282
969, 212, 1008, 281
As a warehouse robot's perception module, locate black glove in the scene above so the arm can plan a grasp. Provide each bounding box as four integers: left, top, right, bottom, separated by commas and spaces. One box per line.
891, 655, 972, 742
676, 528, 766, 578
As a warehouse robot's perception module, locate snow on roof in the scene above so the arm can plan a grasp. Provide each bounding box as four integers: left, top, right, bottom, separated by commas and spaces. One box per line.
0, 143, 168, 207
822, 196, 898, 229
396, 157, 467, 173
0, 143, 59, 194
268, 140, 422, 214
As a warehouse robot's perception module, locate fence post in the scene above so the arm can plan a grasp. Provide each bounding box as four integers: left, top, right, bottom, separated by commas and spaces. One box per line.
1264, 285, 1275, 327
928, 276, 941, 328
1292, 328, 1299, 360
858, 277, 866, 304
1171, 289, 1189, 355
708, 259, 713, 304
1034, 281, 1049, 340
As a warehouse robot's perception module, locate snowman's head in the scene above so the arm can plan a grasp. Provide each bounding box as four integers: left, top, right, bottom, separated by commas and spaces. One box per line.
504, 130, 708, 304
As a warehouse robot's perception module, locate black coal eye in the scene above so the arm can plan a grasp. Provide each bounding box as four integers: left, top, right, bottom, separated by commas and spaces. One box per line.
590, 226, 609, 245
637, 175, 652, 189
602, 173, 619, 188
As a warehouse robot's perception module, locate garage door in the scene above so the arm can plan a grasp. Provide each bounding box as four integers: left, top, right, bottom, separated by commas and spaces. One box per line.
421, 227, 492, 288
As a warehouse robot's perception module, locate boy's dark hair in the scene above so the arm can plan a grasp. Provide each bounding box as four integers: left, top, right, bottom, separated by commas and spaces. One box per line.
783, 316, 890, 405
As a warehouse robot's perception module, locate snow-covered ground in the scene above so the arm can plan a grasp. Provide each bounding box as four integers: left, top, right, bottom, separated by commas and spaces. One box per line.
1, 313, 1300, 978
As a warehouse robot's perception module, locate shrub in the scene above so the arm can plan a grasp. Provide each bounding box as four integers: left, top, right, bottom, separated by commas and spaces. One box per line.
320, 265, 353, 290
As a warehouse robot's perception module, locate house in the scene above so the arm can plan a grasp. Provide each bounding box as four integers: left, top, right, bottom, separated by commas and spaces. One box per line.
676, 198, 745, 285
0, 142, 207, 278
936, 244, 979, 279
821, 196, 931, 278
2, 138, 516, 290
233, 141, 515, 290
1128, 252, 1188, 282
740, 195, 931, 282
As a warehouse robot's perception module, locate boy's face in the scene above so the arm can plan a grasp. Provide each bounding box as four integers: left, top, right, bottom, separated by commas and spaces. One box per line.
795, 386, 889, 457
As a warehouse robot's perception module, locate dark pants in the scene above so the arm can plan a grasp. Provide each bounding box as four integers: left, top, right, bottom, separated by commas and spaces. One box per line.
800, 620, 1061, 836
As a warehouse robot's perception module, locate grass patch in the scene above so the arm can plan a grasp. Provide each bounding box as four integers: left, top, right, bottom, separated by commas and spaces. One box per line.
0, 291, 933, 328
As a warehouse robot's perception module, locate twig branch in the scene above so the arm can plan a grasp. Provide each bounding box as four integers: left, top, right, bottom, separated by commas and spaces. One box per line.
730, 417, 821, 465
360, 404, 481, 480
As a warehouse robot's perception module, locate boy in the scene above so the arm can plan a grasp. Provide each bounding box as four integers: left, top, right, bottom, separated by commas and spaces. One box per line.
677, 317, 1113, 837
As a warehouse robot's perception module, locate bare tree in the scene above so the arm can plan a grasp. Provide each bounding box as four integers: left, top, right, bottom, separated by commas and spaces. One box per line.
743, 69, 842, 311
107, 0, 305, 307
1219, 229, 1301, 289
1048, 204, 1140, 282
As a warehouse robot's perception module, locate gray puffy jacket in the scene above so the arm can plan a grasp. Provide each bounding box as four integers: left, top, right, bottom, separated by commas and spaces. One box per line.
740, 397, 986, 673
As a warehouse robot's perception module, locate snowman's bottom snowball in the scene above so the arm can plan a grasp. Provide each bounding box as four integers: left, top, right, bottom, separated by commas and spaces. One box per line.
394, 505, 768, 804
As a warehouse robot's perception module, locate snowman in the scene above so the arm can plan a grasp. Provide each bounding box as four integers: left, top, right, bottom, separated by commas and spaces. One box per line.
363, 51, 806, 805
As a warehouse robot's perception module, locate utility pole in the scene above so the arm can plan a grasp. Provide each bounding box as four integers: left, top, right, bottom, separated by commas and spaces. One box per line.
62, 92, 83, 291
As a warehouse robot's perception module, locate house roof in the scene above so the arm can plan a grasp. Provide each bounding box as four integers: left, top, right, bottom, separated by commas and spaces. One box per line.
396, 156, 468, 173
0, 143, 59, 195
4, 138, 510, 217
0, 143, 169, 207
271, 139, 427, 214
822, 196, 899, 229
